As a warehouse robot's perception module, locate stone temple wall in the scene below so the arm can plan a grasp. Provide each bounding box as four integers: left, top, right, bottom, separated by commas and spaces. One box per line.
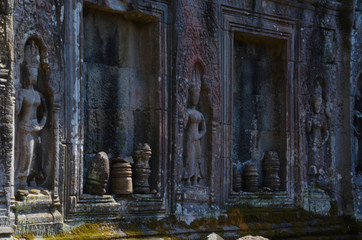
0, 0, 14, 236
0, 0, 360, 237
352, 0, 362, 220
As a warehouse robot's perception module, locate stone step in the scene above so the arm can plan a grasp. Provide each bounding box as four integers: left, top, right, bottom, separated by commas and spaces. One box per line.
76, 203, 120, 215
77, 194, 120, 203
14, 222, 62, 236
0, 226, 14, 237
125, 194, 166, 218
119, 207, 360, 240
67, 195, 121, 222
127, 200, 166, 216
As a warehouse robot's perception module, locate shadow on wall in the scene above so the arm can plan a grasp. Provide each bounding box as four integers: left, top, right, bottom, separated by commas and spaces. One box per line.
232, 32, 287, 192
82, 6, 160, 193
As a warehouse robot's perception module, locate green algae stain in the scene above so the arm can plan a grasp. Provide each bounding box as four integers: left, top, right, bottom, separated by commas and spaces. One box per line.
36, 205, 359, 239
227, 207, 250, 231
13, 232, 36, 240
44, 223, 120, 240
122, 222, 143, 237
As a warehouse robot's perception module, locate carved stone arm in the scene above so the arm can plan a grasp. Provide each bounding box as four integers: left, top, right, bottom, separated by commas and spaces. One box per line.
179, 111, 189, 133
38, 93, 48, 129
354, 110, 362, 119
354, 125, 361, 136
322, 130, 330, 145
307, 117, 312, 133
15, 90, 23, 115
198, 114, 207, 139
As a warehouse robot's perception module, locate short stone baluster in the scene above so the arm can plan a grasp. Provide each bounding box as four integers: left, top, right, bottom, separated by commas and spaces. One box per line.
111, 156, 133, 195
133, 143, 152, 194
233, 166, 242, 192
262, 151, 281, 191
242, 163, 258, 192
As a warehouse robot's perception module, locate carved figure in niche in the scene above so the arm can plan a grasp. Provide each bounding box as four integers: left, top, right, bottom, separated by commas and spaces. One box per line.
15, 40, 47, 189
307, 82, 329, 182
353, 85, 362, 173
182, 80, 206, 186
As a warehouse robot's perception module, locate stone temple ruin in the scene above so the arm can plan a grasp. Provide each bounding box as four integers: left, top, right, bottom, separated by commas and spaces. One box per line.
0, 0, 362, 238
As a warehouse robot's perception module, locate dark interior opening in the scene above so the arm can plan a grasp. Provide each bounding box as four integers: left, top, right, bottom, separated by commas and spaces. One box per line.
83, 6, 160, 193
232, 32, 287, 191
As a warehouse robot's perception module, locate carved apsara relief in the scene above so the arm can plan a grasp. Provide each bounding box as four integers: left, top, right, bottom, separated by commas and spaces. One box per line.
14, 40, 48, 189
12, 0, 63, 194
182, 65, 207, 187
174, 0, 220, 199
307, 78, 330, 185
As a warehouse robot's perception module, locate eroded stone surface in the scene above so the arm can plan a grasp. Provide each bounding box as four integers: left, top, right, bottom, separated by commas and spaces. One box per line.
207, 232, 224, 240
111, 156, 133, 195
237, 236, 269, 240
0, 0, 361, 238
85, 152, 110, 195
133, 143, 152, 194
15, 39, 48, 190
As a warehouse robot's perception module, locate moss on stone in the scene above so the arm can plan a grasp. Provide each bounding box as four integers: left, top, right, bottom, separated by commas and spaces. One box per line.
123, 220, 182, 239
121, 222, 144, 237
39, 206, 359, 239
227, 207, 249, 231
44, 223, 120, 240
13, 232, 36, 240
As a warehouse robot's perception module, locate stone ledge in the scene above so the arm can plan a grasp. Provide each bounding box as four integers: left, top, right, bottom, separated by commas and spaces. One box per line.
0, 226, 14, 236
66, 195, 121, 222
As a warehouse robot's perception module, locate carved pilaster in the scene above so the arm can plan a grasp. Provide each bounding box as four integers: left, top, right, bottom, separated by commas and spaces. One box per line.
0, 0, 14, 237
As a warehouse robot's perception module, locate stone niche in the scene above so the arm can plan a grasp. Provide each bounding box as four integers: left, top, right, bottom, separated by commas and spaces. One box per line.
232, 32, 287, 191
14, 38, 55, 190
83, 5, 160, 192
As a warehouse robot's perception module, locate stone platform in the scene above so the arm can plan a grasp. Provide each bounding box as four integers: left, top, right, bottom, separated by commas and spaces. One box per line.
13, 189, 62, 236
17, 206, 359, 239
67, 194, 121, 222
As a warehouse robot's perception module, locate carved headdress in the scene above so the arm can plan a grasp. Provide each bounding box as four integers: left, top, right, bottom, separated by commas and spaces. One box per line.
312, 80, 323, 100
23, 40, 40, 68
191, 63, 203, 90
